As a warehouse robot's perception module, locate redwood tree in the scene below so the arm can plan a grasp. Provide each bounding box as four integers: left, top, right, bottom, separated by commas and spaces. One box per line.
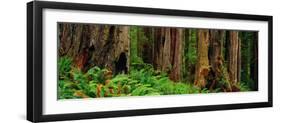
194, 29, 210, 88
169, 28, 184, 81
58, 23, 130, 74
152, 27, 184, 81
208, 30, 225, 90
228, 31, 240, 90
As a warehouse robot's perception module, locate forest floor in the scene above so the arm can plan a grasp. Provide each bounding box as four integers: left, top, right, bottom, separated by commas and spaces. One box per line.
58, 57, 250, 99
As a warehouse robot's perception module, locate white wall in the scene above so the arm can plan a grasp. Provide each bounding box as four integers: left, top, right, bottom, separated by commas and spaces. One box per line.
0, 0, 279, 123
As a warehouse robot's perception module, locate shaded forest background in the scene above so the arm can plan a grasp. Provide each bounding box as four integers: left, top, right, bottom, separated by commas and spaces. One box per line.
58, 23, 258, 99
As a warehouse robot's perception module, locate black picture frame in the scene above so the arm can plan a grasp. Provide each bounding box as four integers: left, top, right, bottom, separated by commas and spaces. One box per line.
27, 1, 273, 122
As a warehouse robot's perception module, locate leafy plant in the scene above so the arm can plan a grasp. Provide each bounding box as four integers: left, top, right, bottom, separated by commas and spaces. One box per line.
58, 57, 72, 78
131, 84, 159, 96
58, 80, 76, 99
58, 56, 222, 99
237, 82, 251, 92
173, 83, 189, 94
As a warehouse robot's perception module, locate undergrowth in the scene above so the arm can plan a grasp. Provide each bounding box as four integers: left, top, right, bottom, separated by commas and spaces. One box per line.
58, 56, 249, 99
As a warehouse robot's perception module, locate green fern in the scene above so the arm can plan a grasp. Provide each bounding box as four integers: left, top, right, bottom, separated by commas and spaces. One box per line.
58, 56, 72, 78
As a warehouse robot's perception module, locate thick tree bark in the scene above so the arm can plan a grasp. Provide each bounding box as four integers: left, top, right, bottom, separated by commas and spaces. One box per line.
91, 26, 130, 74
58, 24, 130, 74
154, 28, 171, 73
237, 38, 241, 83
209, 30, 224, 71
59, 24, 91, 70
59, 23, 84, 58
228, 31, 239, 86
208, 30, 225, 90
153, 28, 171, 72
169, 28, 184, 81
194, 29, 210, 88
153, 27, 184, 81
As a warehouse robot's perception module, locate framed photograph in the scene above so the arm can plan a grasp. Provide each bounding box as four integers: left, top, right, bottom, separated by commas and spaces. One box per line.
27, 1, 273, 122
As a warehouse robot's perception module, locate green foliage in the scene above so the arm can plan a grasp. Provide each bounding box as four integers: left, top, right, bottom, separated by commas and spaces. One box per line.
217, 65, 231, 89
240, 32, 257, 90
173, 83, 189, 94
183, 29, 197, 82
237, 83, 251, 92
58, 80, 76, 99
58, 26, 258, 100
130, 26, 141, 64
86, 66, 108, 84
58, 56, 207, 99
129, 26, 149, 65
186, 29, 197, 65
131, 84, 160, 96
58, 46, 253, 100
152, 77, 174, 94
58, 57, 72, 78
137, 27, 149, 43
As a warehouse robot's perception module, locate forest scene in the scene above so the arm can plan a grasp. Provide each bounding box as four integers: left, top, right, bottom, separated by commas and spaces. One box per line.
58, 22, 258, 99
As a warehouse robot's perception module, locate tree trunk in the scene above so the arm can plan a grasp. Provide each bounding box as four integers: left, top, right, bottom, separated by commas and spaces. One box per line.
153, 27, 184, 82
208, 30, 225, 90
228, 31, 239, 86
169, 28, 184, 81
153, 27, 171, 72
237, 38, 241, 84
58, 24, 130, 74
194, 29, 210, 88
92, 26, 130, 74
59, 23, 84, 58
59, 24, 91, 70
